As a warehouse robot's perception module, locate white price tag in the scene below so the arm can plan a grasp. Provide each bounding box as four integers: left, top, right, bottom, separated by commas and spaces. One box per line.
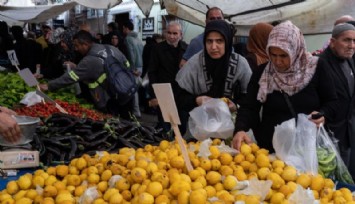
7, 50, 20, 66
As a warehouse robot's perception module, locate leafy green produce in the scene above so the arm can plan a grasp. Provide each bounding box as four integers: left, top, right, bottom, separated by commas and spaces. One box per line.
0, 71, 92, 108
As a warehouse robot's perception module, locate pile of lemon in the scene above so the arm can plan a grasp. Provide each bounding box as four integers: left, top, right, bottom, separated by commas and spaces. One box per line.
1, 139, 354, 204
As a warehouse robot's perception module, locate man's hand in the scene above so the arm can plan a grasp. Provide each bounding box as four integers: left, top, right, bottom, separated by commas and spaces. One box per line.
63, 61, 77, 69
0, 112, 21, 143
38, 84, 48, 91
232, 131, 253, 151
149, 98, 159, 107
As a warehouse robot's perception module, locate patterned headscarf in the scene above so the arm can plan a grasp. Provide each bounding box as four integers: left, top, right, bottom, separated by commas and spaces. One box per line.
48, 27, 65, 44
257, 21, 318, 102
247, 22, 273, 66
60, 28, 76, 51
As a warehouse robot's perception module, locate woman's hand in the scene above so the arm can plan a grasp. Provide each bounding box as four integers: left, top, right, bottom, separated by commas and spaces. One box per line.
309, 111, 325, 127
0, 106, 17, 115
227, 100, 237, 112
232, 131, 253, 151
0, 112, 21, 143
196, 96, 212, 106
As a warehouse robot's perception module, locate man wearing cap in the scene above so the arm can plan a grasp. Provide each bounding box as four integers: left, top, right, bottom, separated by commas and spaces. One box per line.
320, 23, 355, 179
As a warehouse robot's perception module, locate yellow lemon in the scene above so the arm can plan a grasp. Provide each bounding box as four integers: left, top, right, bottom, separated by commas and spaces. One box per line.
324, 178, 335, 189
270, 192, 285, 204
32, 175, 45, 188
219, 165, 233, 176
209, 146, 221, 159
339, 187, 353, 201
219, 153, 233, 165
97, 181, 108, 193
199, 158, 212, 171
296, 173, 312, 189
204, 185, 216, 198
188, 169, 201, 181
255, 154, 270, 168
169, 181, 191, 196
43, 185, 58, 197
101, 169, 113, 181
87, 173, 100, 184
281, 166, 297, 182
250, 143, 260, 153
272, 159, 285, 169
159, 140, 170, 151
116, 178, 131, 191
74, 185, 87, 197
233, 154, 245, 164
191, 181, 204, 190
310, 175, 325, 191
17, 175, 32, 190
15, 197, 32, 204
109, 193, 123, 204
267, 172, 285, 189
46, 166, 56, 176
206, 171, 221, 185
56, 165, 69, 178
240, 143, 252, 155
170, 156, 185, 169
189, 190, 207, 203
55, 192, 75, 203
103, 188, 119, 201
257, 167, 271, 180
76, 157, 87, 170
279, 184, 293, 197
6, 181, 19, 195
245, 195, 261, 204
177, 190, 189, 204
211, 159, 222, 171
154, 194, 170, 204
245, 153, 255, 163
138, 192, 154, 204
223, 175, 238, 190
212, 138, 222, 145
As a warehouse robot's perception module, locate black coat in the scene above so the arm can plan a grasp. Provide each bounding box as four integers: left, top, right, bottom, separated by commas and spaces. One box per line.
148, 40, 188, 97
235, 58, 338, 152
320, 47, 355, 149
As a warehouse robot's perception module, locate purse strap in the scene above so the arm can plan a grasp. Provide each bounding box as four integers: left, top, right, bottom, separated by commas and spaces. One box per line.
282, 91, 297, 121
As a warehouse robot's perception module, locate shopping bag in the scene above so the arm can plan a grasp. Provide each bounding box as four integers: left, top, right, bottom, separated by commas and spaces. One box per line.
316, 125, 354, 184
20, 91, 43, 107
188, 98, 234, 141
273, 114, 318, 174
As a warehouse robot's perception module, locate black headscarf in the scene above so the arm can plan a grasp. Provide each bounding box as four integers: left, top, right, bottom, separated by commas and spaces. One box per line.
203, 20, 233, 97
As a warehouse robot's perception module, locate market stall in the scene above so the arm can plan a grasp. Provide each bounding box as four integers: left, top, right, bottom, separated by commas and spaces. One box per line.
1, 69, 355, 203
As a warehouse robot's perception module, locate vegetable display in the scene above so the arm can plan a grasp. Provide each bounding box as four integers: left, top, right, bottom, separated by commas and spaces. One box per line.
15, 100, 109, 121
30, 113, 167, 165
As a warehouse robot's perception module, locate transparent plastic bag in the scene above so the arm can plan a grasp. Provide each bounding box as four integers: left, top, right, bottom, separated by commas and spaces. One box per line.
188, 98, 234, 141
20, 91, 43, 107
273, 114, 318, 174
316, 125, 354, 184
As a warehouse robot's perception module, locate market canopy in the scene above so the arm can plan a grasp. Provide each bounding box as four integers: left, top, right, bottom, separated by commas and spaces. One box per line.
0, 0, 121, 25
136, 0, 355, 35
1, 0, 355, 35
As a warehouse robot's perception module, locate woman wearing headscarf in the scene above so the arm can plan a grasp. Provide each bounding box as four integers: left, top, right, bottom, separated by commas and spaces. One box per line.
176, 20, 252, 113
41, 27, 65, 79
232, 21, 338, 152
246, 22, 273, 72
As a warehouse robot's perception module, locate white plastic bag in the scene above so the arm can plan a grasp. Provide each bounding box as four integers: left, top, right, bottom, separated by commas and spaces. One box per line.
20, 91, 43, 107
273, 113, 318, 175
188, 98, 234, 141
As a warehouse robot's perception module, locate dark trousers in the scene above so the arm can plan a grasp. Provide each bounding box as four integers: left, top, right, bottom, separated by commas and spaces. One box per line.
107, 98, 133, 120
